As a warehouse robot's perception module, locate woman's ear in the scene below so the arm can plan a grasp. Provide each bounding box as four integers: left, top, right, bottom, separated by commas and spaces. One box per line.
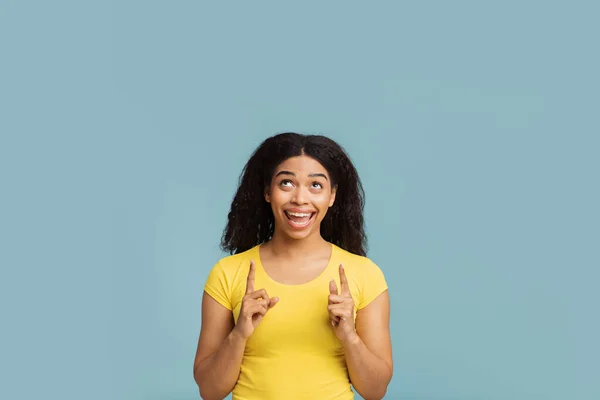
329, 185, 337, 207
264, 186, 271, 203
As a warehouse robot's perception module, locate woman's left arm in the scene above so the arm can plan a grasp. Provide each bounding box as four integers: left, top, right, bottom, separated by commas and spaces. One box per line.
343, 291, 393, 400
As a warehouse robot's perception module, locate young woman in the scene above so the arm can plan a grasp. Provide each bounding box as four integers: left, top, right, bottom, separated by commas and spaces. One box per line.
193, 132, 392, 400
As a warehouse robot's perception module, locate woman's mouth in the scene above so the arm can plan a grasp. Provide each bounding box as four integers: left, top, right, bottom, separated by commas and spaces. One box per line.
284, 211, 316, 229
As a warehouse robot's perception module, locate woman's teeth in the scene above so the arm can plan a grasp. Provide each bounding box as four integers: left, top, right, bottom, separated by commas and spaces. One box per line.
287, 212, 312, 217
285, 211, 314, 227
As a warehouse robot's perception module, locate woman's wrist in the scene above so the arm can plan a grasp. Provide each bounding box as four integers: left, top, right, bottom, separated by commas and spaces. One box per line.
230, 327, 249, 344
340, 331, 361, 347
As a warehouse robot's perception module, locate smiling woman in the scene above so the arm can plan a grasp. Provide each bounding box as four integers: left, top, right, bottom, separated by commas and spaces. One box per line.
193, 133, 393, 400
266, 156, 336, 238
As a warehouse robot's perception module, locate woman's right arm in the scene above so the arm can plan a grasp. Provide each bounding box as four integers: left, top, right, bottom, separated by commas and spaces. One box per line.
193, 291, 246, 400
194, 261, 278, 399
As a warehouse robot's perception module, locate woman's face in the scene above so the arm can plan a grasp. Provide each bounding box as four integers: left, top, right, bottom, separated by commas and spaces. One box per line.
265, 155, 337, 242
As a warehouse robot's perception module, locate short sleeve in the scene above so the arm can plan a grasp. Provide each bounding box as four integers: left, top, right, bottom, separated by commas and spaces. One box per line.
358, 259, 388, 310
204, 261, 233, 310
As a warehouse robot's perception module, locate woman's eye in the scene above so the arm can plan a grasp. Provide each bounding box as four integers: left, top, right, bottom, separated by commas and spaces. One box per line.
280, 180, 293, 187
312, 182, 323, 189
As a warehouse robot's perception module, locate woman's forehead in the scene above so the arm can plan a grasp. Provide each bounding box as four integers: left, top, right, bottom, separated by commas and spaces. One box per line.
274, 155, 329, 176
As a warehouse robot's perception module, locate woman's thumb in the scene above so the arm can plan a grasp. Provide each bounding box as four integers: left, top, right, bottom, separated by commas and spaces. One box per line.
268, 297, 279, 309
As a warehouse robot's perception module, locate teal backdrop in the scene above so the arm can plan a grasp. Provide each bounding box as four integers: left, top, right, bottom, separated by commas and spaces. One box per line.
1, 1, 598, 399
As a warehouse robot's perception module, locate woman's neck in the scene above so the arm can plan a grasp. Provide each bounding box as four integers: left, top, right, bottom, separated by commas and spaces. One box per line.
265, 232, 329, 259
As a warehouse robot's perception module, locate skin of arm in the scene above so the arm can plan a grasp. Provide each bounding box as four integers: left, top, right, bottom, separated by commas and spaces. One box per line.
342, 291, 393, 400
193, 292, 246, 400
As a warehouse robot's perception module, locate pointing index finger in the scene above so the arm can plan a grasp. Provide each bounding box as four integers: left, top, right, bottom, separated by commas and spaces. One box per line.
246, 260, 255, 294
339, 264, 350, 295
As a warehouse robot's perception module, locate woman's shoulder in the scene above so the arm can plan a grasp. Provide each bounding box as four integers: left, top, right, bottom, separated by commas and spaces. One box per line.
333, 245, 388, 309
333, 244, 383, 276
214, 245, 259, 273
205, 246, 258, 299
205, 247, 259, 310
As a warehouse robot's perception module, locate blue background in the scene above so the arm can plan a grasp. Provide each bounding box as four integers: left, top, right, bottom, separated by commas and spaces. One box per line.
1, 1, 598, 399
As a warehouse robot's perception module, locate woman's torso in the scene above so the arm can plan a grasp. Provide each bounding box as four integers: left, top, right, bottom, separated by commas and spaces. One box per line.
228, 244, 357, 400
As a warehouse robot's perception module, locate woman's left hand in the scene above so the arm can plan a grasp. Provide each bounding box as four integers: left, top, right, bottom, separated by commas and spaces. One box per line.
328, 264, 358, 343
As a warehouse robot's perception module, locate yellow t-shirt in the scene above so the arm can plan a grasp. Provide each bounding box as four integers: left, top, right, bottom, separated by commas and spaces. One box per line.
204, 243, 388, 400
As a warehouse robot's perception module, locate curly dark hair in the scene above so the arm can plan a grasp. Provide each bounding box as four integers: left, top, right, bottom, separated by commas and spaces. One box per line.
220, 132, 367, 256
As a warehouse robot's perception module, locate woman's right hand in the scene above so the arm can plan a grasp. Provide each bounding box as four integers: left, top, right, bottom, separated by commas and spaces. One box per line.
233, 260, 278, 340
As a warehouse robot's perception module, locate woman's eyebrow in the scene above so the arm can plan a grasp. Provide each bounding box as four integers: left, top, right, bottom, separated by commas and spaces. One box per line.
308, 173, 328, 180
275, 170, 295, 177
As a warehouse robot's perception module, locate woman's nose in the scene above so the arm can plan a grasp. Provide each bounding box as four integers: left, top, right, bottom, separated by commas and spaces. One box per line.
291, 186, 309, 204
